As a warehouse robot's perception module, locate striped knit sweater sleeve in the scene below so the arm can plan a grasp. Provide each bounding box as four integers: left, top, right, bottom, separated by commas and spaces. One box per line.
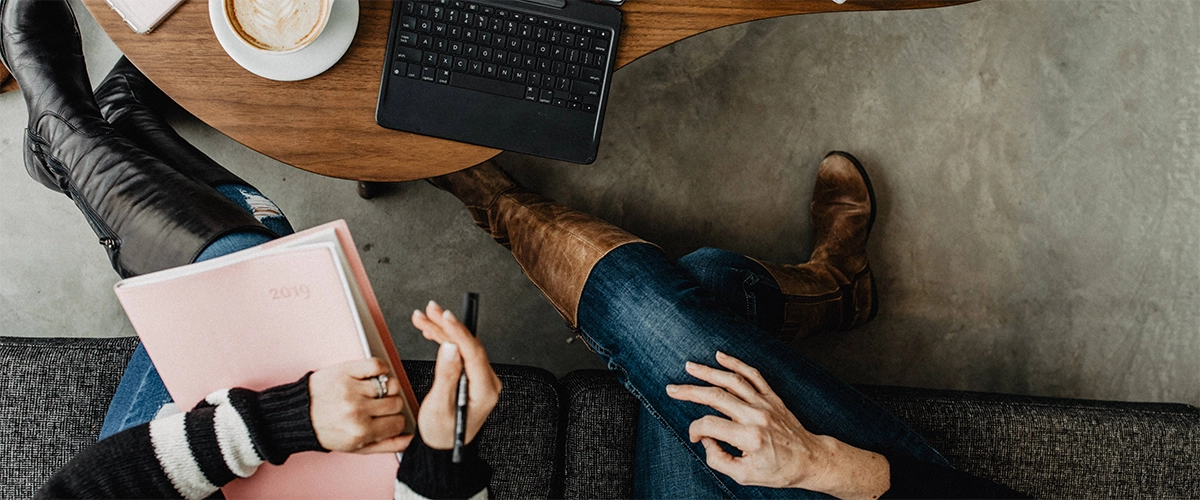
36, 375, 491, 500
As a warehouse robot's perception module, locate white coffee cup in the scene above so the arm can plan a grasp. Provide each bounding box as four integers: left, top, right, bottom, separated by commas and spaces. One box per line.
222, 0, 334, 55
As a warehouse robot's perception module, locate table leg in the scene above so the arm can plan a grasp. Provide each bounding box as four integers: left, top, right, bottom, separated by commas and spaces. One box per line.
357, 181, 385, 200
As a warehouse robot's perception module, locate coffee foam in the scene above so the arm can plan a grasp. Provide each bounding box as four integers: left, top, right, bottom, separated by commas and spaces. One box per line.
227, 0, 330, 52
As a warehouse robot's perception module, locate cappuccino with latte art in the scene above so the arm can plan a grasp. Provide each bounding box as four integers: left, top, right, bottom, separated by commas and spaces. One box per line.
224, 0, 332, 53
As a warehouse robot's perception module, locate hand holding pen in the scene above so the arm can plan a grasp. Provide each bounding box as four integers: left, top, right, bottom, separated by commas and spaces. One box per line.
409, 300, 502, 453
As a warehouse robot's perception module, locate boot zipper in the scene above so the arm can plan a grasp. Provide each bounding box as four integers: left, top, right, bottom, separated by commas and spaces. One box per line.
43, 154, 123, 251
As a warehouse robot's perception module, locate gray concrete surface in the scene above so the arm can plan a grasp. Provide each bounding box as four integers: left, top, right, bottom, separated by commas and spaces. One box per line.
2, 0, 1197, 405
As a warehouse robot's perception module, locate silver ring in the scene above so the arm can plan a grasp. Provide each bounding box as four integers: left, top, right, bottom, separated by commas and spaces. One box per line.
373, 375, 389, 399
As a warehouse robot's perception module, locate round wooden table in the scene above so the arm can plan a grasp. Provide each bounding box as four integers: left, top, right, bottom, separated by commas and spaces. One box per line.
81, 0, 974, 182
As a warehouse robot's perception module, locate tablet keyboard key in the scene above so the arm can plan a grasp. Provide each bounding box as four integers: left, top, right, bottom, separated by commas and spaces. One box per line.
396, 46, 422, 61
581, 67, 603, 83
450, 72, 526, 99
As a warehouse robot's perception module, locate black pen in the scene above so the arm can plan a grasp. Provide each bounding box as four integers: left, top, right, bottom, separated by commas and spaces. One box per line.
453, 292, 479, 463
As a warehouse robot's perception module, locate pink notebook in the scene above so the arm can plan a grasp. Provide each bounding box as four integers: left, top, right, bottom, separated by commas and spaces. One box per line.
114, 220, 419, 499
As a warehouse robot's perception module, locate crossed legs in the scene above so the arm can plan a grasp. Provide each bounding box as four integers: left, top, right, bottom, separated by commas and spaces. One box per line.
432, 156, 942, 497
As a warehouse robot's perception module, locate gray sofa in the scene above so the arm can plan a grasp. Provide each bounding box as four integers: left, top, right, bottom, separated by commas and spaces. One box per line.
2, 336, 1197, 499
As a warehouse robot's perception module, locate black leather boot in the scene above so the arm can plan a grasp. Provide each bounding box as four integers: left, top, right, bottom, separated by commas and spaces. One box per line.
94, 57, 249, 188
1, 0, 274, 277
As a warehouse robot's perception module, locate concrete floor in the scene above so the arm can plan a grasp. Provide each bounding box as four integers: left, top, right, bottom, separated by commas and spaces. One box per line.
2, 0, 1197, 406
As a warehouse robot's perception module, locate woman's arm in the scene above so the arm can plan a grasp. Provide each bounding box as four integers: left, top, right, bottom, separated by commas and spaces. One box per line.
37, 376, 324, 499
668, 351, 1027, 500
41, 301, 501, 500
39, 358, 411, 500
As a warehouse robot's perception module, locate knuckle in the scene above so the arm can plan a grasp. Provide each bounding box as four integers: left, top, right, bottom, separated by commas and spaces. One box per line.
749, 429, 766, 448
747, 409, 770, 425
695, 415, 722, 432
735, 374, 754, 388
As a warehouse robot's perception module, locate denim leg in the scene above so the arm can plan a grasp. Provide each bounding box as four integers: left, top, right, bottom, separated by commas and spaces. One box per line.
99, 344, 175, 439
213, 183, 295, 236
577, 244, 947, 498
100, 184, 294, 439
677, 247, 785, 334
633, 406, 729, 499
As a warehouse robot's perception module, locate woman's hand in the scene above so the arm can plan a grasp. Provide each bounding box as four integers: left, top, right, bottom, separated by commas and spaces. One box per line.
667, 351, 890, 500
309, 357, 412, 453
410, 300, 502, 449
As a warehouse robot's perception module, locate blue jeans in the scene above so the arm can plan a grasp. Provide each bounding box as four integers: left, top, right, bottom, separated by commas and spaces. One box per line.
577, 244, 949, 499
99, 184, 293, 439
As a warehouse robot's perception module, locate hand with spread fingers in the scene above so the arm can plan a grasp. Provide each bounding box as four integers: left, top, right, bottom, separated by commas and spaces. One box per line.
308, 357, 412, 454
667, 351, 891, 500
410, 300, 503, 449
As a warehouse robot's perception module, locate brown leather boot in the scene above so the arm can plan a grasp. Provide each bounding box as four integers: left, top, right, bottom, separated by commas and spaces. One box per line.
752, 151, 878, 342
430, 161, 648, 327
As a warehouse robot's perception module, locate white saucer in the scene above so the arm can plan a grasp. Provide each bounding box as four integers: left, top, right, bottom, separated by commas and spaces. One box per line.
208, 0, 359, 82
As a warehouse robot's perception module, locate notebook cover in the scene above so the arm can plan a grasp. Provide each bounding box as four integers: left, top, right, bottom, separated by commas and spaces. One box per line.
113, 221, 412, 499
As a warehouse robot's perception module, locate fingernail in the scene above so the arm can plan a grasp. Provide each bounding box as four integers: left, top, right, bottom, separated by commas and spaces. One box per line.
413, 309, 424, 318
685, 361, 697, 371
666, 385, 678, 393
442, 309, 456, 320
427, 300, 438, 309
439, 342, 459, 360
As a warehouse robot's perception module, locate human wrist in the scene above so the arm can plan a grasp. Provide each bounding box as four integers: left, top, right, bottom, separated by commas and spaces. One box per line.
396, 431, 491, 499
221, 374, 325, 466
799, 436, 891, 500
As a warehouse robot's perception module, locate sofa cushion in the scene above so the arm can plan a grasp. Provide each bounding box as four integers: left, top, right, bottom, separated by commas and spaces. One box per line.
860, 385, 1200, 498
0, 336, 139, 500
560, 370, 639, 499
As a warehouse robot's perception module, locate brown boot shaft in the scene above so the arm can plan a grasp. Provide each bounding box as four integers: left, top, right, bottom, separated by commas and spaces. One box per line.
431, 161, 648, 327
428, 161, 519, 240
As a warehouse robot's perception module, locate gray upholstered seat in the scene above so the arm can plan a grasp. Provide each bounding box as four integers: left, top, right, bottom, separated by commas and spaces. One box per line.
3, 337, 1198, 499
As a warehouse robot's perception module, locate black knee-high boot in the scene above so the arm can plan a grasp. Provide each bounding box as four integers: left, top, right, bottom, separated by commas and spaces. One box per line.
1, 0, 274, 277
94, 57, 251, 189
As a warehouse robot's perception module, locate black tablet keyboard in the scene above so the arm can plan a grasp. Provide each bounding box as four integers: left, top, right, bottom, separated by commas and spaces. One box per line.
377, 0, 622, 164
390, 0, 611, 113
